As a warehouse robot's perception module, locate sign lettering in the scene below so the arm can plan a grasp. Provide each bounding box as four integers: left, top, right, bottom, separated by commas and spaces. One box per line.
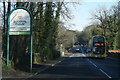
9, 9, 31, 34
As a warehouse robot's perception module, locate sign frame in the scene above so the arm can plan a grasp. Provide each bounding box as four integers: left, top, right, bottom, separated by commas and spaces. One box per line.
7, 7, 33, 72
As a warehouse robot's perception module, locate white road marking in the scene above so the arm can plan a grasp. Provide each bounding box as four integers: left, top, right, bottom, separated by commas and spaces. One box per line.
59, 61, 61, 62
82, 54, 84, 56
35, 66, 50, 75
70, 53, 87, 57
69, 54, 74, 57
52, 64, 55, 66
87, 59, 97, 67
99, 69, 112, 78
88, 59, 112, 78
82, 54, 86, 57
52, 60, 63, 67
91, 62, 97, 67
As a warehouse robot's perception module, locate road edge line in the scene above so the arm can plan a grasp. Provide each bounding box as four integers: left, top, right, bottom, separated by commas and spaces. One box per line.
99, 69, 112, 78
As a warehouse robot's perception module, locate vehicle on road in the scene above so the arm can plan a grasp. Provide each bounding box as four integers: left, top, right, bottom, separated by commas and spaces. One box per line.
89, 35, 107, 58
75, 48, 80, 52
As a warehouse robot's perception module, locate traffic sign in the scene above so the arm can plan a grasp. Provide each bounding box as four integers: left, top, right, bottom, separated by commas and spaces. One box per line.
9, 8, 31, 35
7, 7, 33, 72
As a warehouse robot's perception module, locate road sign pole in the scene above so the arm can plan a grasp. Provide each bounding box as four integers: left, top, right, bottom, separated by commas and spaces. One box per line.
7, 29, 10, 67
7, 17, 10, 67
30, 10, 33, 72
7, 7, 33, 71
30, 29, 32, 72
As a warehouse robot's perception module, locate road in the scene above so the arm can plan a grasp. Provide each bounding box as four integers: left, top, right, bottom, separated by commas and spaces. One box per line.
30, 53, 120, 79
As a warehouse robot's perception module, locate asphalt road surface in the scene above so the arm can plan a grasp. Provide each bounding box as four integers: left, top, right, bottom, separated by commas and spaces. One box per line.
31, 53, 120, 79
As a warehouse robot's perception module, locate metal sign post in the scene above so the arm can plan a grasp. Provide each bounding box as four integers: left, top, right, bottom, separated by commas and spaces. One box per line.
7, 7, 33, 72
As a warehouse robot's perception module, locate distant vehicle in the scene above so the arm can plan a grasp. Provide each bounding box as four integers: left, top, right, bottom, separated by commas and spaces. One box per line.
75, 48, 80, 52
85, 48, 91, 53
89, 35, 107, 58
87, 48, 91, 53
79, 49, 82, 53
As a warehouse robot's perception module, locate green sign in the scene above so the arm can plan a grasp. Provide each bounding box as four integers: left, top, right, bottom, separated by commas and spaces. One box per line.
7, 7, 33, 72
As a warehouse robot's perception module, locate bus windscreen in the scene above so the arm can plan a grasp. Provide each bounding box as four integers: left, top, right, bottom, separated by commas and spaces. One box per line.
93, 36, 104, 43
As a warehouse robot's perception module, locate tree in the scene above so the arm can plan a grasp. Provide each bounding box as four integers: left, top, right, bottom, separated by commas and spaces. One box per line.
118, 1, 120, 49
1, 1, 81, 69
2, 2, 11, 64
91, 4, 119, 50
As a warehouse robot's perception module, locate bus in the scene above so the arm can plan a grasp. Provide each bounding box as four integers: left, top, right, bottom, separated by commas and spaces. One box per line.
89, 35, 107, 58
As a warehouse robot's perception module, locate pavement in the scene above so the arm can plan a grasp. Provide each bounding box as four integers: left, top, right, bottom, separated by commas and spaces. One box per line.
2, 53, 73, 79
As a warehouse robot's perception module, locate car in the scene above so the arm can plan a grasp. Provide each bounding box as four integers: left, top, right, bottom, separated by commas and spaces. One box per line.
75, 48, 80, 53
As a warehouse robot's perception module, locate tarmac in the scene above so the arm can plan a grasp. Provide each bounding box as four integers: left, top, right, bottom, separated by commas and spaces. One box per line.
2, 53, 72, 79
